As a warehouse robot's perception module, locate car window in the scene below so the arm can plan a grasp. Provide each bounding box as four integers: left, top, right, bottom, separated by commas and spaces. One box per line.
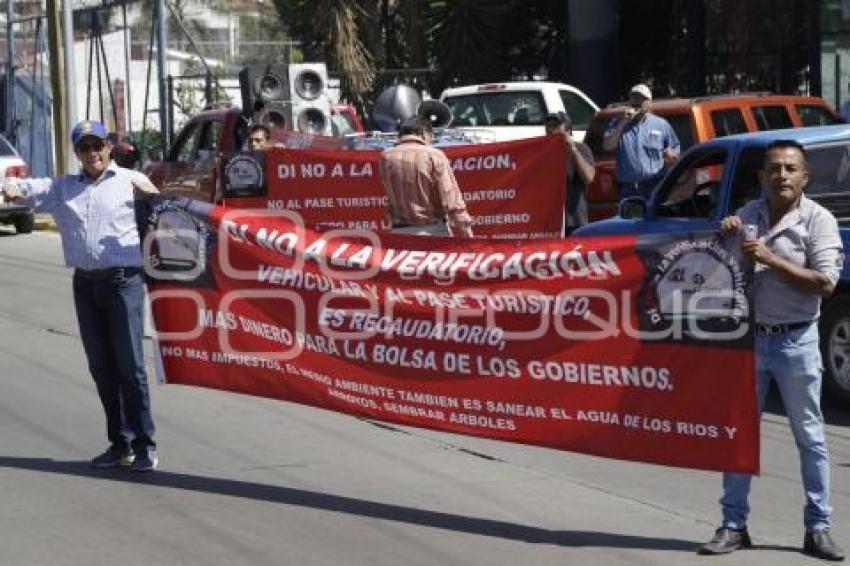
805, 143, 850, 225
443, 91, 546, 127
583, 114, 614, 158
751, 105, 793, 130
170, 122, 201, 162
654, 149, 727, 219
0, 135, 16, 156
331, 113, 357, 136
806, 143, 850, 196
558, 90, 596, 130
197, 121, 221, 153
233, 116, 248, 150
664, 113, 695, 150
796, 105, 842, 126
711, 109, 748, 137
192, 121, 222, 165
729, 147, 764, 213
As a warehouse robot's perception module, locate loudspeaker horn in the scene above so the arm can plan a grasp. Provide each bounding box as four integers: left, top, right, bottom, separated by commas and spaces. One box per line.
417, 99, 453, 128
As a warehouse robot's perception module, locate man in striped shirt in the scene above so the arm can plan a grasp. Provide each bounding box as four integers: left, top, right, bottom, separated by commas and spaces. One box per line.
4, 120, 161, 472
379, 116, 473, 238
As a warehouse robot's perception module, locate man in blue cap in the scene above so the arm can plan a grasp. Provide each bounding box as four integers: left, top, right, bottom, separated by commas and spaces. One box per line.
4, 120, 162, 471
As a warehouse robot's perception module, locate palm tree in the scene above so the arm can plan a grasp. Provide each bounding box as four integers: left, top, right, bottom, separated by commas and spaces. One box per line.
273, 0, 377, 101
426, 0, 514, 90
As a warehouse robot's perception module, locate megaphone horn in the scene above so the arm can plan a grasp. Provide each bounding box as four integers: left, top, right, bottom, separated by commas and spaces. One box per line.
417, 100, 453, 128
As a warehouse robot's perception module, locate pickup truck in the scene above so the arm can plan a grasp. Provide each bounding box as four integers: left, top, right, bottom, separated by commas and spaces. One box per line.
582, 93, 843, 222
0, 133, 33, 234
574, 125, 850, 403
439, 81, 598, 142
144, 103, 364, 202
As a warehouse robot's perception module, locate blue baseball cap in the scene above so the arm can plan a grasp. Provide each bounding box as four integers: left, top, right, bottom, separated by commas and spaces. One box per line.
71, 120, 109, 147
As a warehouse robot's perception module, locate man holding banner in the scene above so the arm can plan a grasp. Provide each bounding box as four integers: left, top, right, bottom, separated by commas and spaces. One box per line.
699, 140, 844, 560
379, 116, 474, 238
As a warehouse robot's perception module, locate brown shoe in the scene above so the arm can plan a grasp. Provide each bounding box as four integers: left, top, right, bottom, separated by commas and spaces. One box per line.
698, 527, 752, 555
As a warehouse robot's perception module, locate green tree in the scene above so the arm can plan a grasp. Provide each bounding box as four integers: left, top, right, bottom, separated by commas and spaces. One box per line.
273, 0, 378, 102
426, 0, 513, 90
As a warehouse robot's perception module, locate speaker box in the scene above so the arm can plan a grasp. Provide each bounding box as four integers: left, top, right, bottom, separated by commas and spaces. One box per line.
287, 63, 331, 135
238, 64, 291, 127
254, 103, 290, 129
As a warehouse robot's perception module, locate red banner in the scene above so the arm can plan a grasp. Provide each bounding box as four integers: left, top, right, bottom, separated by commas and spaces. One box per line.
146, 197, 759, 473
223, 136, 567, 239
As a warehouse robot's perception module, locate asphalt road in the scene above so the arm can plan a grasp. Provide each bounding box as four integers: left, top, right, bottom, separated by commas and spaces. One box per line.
2, 228, 850, 565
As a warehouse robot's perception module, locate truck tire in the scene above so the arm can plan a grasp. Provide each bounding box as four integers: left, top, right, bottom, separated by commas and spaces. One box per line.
13, 213, 34, 234
820, 295, 850, 404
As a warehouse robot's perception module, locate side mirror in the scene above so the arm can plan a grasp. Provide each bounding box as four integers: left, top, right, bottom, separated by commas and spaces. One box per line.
619, 197, 647, 219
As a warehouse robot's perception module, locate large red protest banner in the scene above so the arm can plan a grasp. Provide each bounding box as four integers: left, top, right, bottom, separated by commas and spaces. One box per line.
146, 197, 758, 473
223, 135, 567, 239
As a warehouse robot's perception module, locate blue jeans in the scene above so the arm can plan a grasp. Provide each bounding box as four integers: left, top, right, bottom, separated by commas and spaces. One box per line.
618, 173, 664, 201
73, 267, 156, 455
721, 323, 831, 530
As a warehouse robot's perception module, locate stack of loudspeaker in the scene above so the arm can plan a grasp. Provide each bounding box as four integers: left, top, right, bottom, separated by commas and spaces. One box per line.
238, 63, 332, 135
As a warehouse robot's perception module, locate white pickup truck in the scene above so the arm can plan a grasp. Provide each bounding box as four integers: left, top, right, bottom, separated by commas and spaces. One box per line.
439, 81, 598, 142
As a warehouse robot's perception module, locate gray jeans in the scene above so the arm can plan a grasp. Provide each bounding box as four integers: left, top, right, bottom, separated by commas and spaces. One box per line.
391, 222, 450, 236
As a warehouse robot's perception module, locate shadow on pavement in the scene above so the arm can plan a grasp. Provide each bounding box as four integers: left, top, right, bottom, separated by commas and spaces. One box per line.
752, 543, 806, 554
0, 455, 698, 552
764, 384, 850, 427
764, 384, 850, 426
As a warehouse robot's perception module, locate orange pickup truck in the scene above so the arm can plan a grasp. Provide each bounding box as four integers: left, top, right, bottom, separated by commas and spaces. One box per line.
582, 93, 843, 221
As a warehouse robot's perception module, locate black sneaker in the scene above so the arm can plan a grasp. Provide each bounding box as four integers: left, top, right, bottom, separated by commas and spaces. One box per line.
698, 526, 752, 555
804, 529, 845, 561
129, 449, 158, 472
89, 448, 135, 468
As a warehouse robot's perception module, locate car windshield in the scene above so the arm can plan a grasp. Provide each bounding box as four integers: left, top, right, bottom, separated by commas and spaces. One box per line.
444, 91, 546, 127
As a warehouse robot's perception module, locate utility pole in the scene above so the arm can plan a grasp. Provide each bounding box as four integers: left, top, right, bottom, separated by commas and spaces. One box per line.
62, 0, 76, 167
46, 0, 69, 174
6, 0, 16, 144
155, 0, 169, 150
122, 1, 131, 134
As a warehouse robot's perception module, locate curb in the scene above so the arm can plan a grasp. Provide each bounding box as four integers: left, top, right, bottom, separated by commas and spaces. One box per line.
34, 214, 58, 232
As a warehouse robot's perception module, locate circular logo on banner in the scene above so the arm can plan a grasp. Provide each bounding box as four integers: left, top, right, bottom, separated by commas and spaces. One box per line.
643, 237, 747, 333
145, 198, 211, 282
224, 153, 264, 196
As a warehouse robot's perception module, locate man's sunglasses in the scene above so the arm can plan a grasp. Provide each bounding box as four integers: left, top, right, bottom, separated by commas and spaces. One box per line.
77, 140, 106, 152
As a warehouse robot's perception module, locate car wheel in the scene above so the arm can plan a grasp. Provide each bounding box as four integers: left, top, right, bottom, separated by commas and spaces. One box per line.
820, 295, 850, 403
13, 212, 34, 234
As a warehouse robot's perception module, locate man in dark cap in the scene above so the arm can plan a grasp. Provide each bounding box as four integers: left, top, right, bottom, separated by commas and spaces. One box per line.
3, 120, 161, 472
545, 112, 595, 234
